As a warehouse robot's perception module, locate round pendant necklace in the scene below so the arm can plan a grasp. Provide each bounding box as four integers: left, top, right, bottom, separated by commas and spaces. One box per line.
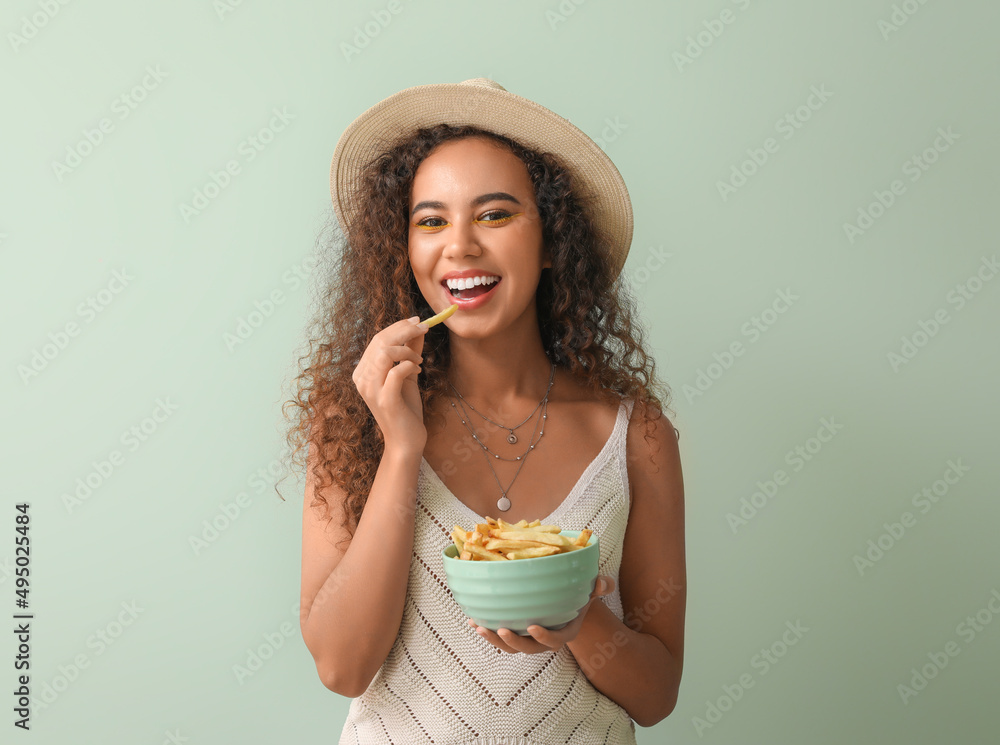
450, 399, 547, 512
447, 361, 555, 512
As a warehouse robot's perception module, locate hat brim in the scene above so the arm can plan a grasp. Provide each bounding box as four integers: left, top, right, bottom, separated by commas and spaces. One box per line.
330, 81, 633, 278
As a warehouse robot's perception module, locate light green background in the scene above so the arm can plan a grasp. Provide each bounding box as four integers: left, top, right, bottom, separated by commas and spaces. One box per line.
3, 0, 998, 743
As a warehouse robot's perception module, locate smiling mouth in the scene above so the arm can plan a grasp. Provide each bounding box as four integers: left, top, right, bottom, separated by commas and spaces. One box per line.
445, 277, 502, 300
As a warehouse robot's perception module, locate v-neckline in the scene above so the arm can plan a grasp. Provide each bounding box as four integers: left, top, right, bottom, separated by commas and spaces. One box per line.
420, 399, 626, 524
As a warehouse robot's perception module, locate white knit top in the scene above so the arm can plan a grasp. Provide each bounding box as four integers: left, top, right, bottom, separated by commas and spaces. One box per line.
338, 397, 638, 745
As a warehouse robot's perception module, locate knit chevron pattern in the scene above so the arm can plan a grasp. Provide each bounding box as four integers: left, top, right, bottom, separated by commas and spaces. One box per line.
338, 397, 637, 745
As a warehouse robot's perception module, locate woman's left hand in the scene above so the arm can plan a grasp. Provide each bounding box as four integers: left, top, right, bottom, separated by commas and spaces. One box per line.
466, 575, 615, 654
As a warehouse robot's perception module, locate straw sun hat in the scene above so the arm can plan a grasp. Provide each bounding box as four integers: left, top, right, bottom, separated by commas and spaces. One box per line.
329, 78, 633, 278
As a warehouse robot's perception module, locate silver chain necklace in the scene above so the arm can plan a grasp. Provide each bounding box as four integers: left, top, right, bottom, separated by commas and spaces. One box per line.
450, 395, 547, 462
447, 363, 553, 444
447, 362, 555, 512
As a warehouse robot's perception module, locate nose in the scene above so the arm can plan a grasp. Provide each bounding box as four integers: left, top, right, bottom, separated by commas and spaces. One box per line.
442, 217, 482, 260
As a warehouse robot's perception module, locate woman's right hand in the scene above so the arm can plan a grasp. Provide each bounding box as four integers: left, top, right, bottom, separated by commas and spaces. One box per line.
352, 316, 430, 454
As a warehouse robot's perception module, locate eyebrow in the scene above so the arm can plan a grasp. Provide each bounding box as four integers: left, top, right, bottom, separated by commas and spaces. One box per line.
410, 192, 522, 218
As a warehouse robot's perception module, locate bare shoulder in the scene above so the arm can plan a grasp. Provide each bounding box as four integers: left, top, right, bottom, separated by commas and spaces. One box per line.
625, 398, 681, 480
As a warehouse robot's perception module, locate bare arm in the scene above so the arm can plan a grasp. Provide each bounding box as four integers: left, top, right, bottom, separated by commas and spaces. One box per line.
300, 316, 430, 697
300, 442, 423, 697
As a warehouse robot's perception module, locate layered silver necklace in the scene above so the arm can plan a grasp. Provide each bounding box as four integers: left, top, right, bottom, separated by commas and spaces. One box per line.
447, 362, 555, 512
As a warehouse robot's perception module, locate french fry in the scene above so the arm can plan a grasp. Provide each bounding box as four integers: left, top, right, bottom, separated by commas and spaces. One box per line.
498, 518, 530, 530
506, 546, 561, 560
451, 526, 468, 554
573, 529, 592, 546
422, 303, 458, 327
464, 542, 508, 561
495, 530, 573, 548
485, 538, 552, 551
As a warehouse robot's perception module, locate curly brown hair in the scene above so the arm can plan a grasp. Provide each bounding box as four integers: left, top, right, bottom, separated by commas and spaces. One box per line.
278, 123, 674, 541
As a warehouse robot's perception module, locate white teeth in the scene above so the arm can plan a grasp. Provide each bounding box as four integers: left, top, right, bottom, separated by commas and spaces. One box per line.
446, 275, 499, 290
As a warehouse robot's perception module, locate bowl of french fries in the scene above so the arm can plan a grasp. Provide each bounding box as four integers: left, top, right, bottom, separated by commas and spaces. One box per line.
442, 516, 598, 635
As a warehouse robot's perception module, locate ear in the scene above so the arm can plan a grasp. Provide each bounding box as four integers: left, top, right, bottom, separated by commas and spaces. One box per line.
541, 244, 553, 270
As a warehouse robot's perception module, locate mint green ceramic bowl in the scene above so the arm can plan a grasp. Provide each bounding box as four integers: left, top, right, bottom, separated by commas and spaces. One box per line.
442, 530, 599, 636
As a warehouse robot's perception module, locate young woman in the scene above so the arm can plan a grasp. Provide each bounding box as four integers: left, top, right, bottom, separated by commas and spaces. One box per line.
288, 79, 685, 744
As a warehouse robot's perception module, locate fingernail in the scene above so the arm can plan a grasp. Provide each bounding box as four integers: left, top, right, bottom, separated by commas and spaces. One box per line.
407, 315, 419, 324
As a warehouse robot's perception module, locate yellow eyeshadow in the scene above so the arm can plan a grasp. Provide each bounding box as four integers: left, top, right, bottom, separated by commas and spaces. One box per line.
475, 212, 522, 226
